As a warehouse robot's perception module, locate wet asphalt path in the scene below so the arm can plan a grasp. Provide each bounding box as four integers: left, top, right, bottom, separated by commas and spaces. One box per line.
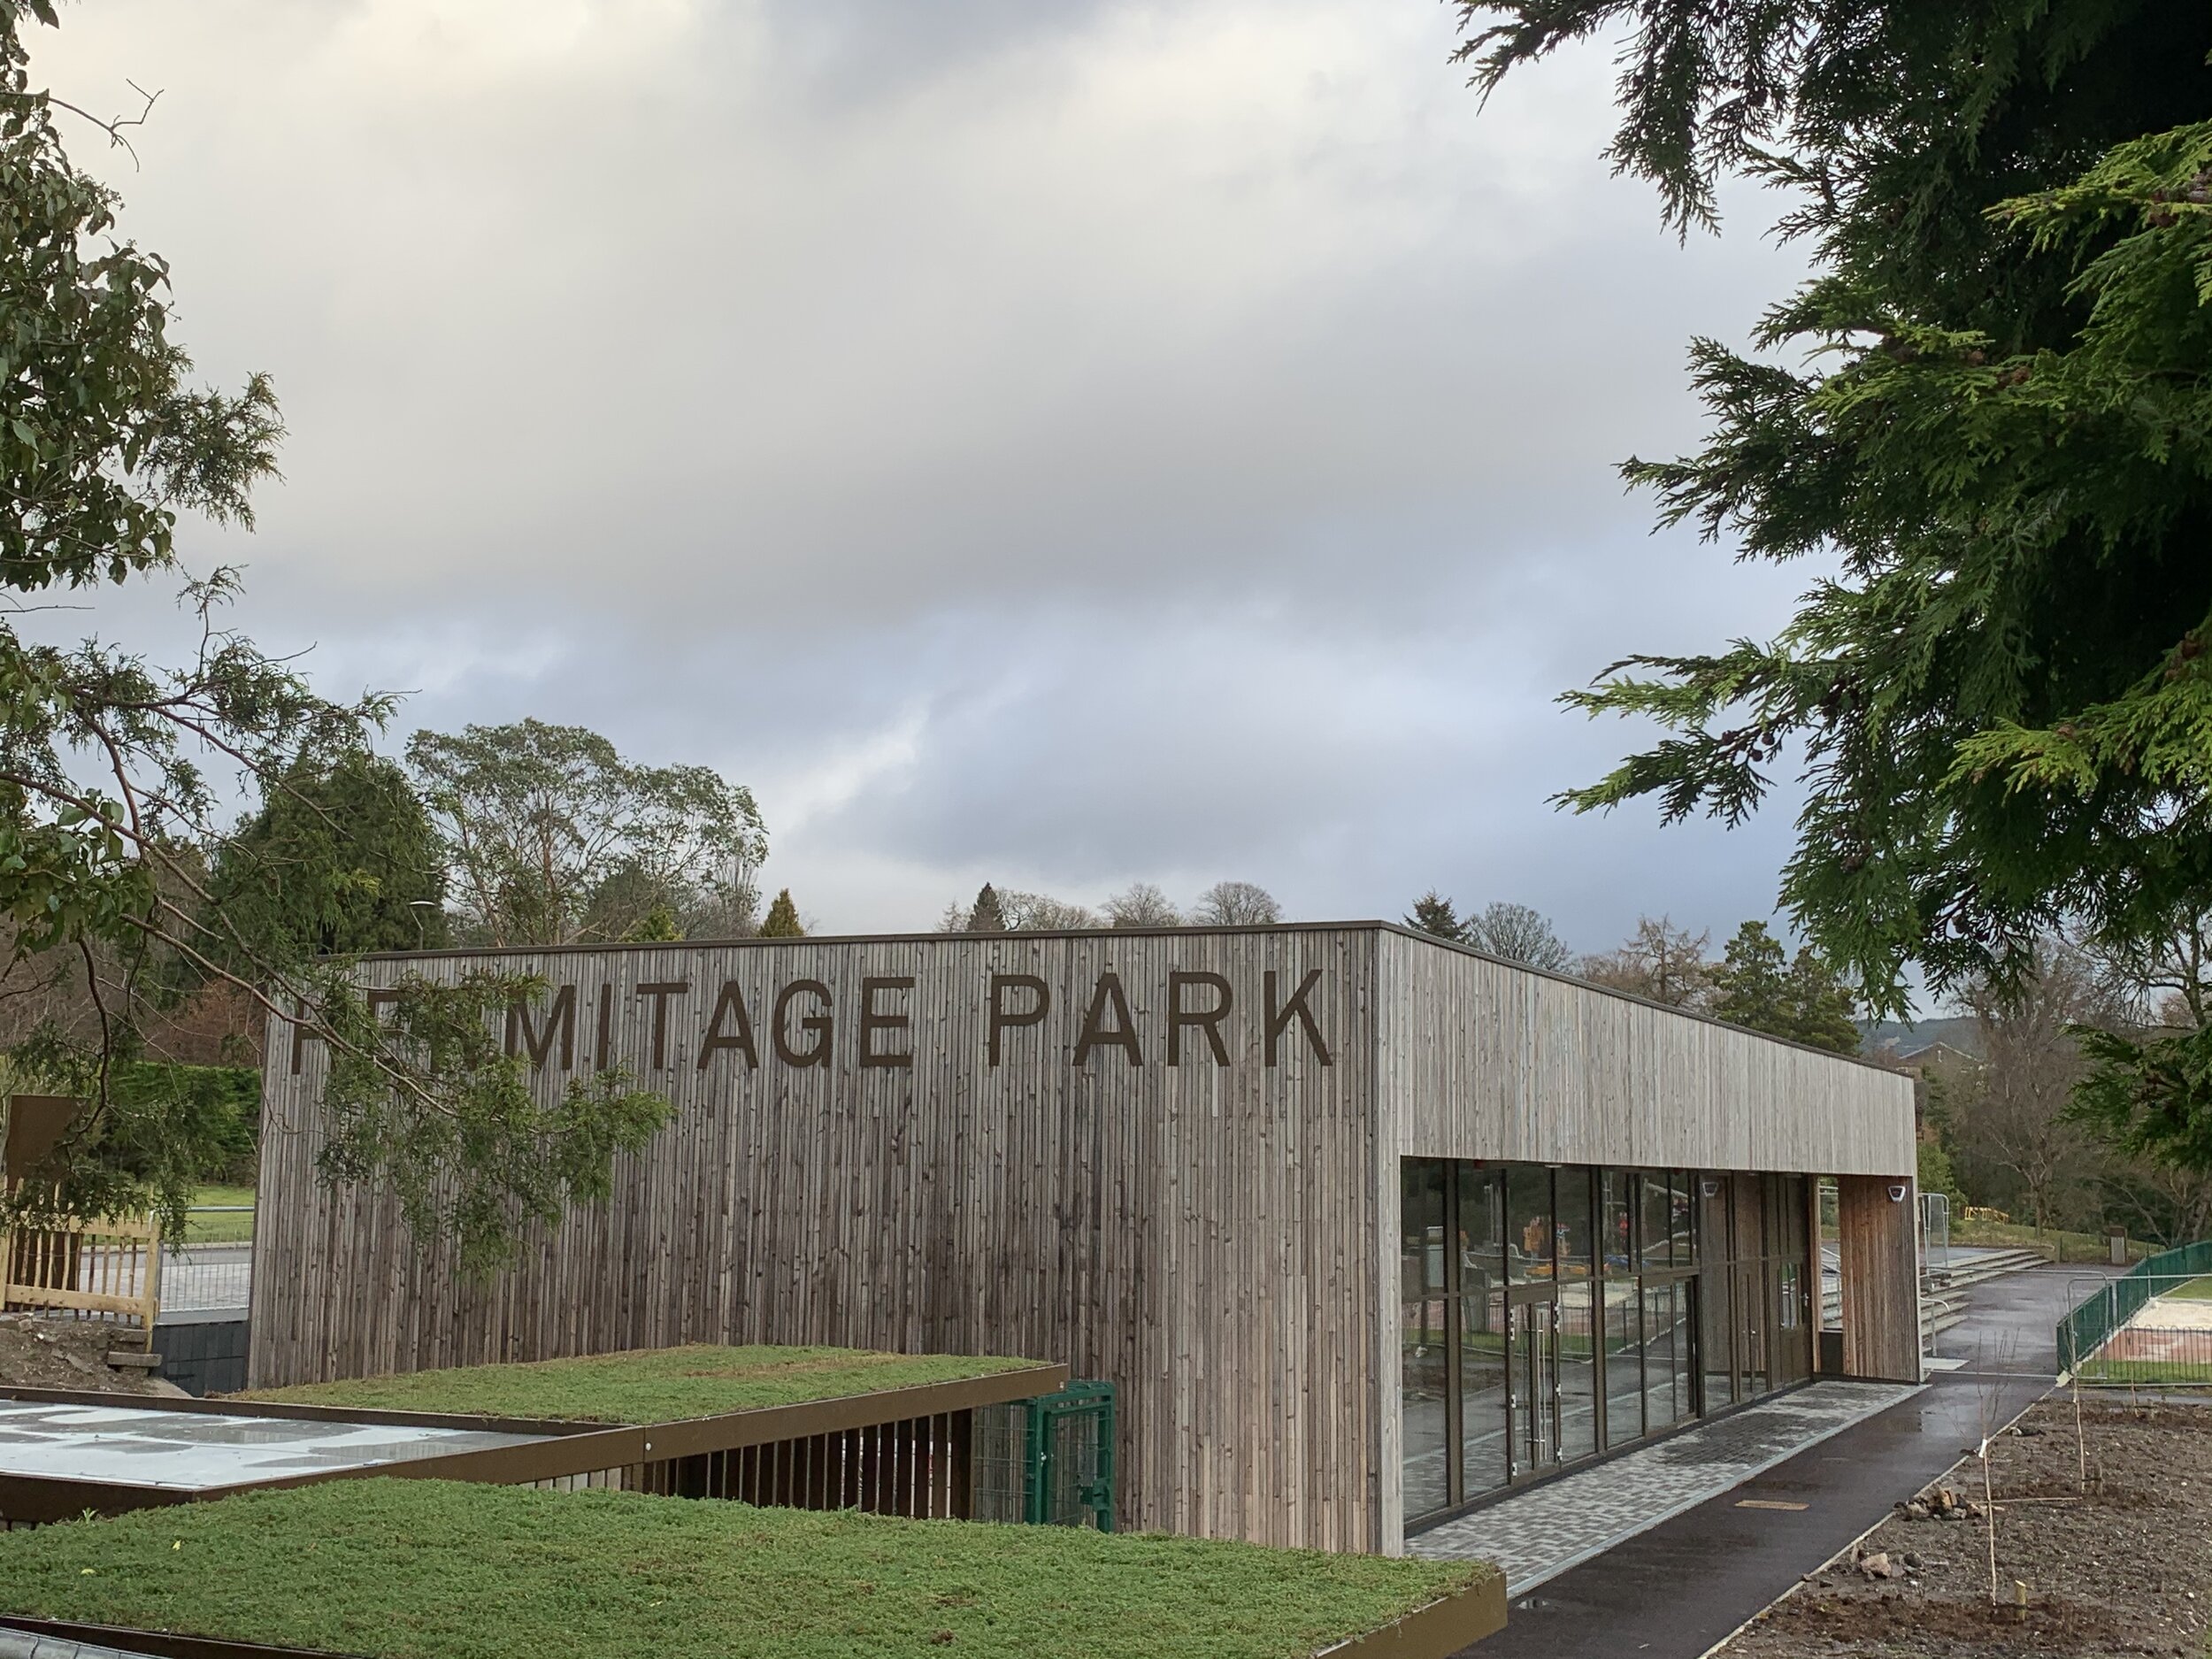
1459, 1264, 2121, 1658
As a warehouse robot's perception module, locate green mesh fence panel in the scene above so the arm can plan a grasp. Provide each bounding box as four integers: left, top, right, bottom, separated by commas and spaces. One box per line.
966, 1382, 1117, 1530
2057, 1240, 2212, 1380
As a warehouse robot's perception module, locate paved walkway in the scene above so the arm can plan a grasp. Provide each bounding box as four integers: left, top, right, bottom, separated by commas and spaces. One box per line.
1459, 1263, 2124, 1659
1409, 1380, 1919, 1592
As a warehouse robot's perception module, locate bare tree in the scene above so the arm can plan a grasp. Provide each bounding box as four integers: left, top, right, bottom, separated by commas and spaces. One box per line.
1952, 941, 2116, 1232
1579, 916, 1712, 1007
2098, 1156, 2212, 1250
1463, 902, 1572, 972
1193, 880, 1282, 926
1103, 882, 1181, 928
1000, 891, 1100, 931
2088, 905, 2210, 1032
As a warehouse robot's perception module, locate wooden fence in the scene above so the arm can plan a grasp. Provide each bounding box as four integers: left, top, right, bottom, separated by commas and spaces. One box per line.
0, 1215, 161, 1350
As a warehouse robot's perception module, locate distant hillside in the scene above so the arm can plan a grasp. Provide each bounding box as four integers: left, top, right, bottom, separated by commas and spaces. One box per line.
1859, 1015, 1983, 1061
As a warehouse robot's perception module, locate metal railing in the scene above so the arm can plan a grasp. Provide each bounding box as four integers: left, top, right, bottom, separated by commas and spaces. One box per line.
1918, 1191, 1950, 1279
2057, 1240, 2212, 1385
164, 1206, 253, 1316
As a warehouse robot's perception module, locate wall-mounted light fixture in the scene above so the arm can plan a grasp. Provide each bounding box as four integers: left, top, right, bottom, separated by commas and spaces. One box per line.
1699, 1178, 1721, 1199
1887, 1183, 1909, 1203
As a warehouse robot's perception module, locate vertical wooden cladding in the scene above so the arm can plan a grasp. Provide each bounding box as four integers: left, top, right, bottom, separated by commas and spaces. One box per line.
1836, 1174, 1922, 1383
1374, 932, 1915, 1177
253, 928, 1381, 1553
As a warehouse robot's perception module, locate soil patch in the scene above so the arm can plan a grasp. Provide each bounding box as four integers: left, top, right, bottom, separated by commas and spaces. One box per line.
1718, 1396, 2212, 1659
0, 1311, 183, 1396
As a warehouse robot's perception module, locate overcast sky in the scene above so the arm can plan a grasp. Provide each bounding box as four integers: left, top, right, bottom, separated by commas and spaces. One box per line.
46, 0, 1827, 952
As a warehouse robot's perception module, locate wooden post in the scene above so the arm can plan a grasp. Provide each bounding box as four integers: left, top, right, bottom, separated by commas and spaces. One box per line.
1805, 1176, 1822, 1371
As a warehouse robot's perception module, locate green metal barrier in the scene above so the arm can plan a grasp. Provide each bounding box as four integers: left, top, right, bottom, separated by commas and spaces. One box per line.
970, 1381, 1118, 1530
2056, 1239, 2212, 1380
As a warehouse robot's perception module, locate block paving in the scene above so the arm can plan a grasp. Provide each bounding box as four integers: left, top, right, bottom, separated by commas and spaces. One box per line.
1406, 1379, 1922, 1592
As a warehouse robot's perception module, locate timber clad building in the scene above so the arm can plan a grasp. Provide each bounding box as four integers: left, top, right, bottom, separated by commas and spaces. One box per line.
252, 922, 1920, 1554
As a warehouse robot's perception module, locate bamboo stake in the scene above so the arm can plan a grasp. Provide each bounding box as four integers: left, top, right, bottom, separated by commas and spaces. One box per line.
1982, 1438, 1998, 1607
2074, 1376, 2085, 1491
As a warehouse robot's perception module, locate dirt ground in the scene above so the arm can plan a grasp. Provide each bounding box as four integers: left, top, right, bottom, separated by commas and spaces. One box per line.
1718, 1395, 2212, 1659
0, 1310, 185, 1396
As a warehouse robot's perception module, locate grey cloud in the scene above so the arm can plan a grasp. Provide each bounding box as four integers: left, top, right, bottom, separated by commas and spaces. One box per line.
39, 2, 1819, 949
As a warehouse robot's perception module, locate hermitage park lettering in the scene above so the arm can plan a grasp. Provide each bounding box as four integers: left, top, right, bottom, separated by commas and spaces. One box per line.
292, 969, 1333, 1075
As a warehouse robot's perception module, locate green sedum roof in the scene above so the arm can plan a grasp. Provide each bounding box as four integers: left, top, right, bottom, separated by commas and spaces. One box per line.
238, 1344, 1051, 1425
0, 1479, 1491, 1659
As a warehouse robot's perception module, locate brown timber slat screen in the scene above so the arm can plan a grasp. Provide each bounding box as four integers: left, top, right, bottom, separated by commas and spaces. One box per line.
545, 1410, 975, 1520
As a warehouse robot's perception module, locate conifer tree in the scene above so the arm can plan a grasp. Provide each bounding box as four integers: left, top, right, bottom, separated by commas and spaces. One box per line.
1405, 892, 1464, 941
969, 884, 1008, 932
760, 889, 804, 938
1465, 0, 2212, 1168
1709, 922, 1861, 1054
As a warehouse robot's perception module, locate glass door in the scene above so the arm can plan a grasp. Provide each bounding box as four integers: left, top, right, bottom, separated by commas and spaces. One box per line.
1507, 1290, 1561, 1477
1400, 1160, 1454, 1521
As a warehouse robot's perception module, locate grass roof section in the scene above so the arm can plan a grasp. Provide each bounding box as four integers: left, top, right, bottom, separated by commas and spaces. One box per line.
237, 1344, 1050, 1424
0, 1479, 1491, 1659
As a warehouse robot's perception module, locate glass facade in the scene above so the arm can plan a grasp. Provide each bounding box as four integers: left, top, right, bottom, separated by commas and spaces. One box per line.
1399, 1161, 1451, 1518
1401, 1160, 1816, 1529
1457, 1168, 1508, 1494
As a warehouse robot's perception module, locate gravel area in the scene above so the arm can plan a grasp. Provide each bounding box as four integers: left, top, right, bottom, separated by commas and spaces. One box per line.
1717, 1395, 2212, 1659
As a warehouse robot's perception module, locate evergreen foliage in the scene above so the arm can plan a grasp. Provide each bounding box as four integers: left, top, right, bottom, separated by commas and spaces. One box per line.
1405, 891, 1465, 941
1916, 1137, 1966, 1212
967, 883, 1008, 932
1462, 0, 2212, 1171
205, 748, 447, 967
408, 719, 765, 948
1706, 921, 1861, 1053
759, 889, 804, 938
620, 904, 682, 943
2071, 1022, 2212, 1182
104, 1061, 260, 1193
315, 971, 669, 1273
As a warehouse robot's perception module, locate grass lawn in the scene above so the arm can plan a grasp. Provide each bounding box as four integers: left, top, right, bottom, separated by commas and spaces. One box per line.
238, 1344, 1054, 1424
1946, 1217, 2150, 1263
2076, 1358, 2212, 1386
180, 1185, 255, 1245
0, 1479, 1489, 1659
2165, 1276, 2212, 1302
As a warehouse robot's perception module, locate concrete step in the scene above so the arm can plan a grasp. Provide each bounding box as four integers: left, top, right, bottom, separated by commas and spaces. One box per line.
1821, 1286, 1968, 1341
1924, 1249, 2048, 1291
